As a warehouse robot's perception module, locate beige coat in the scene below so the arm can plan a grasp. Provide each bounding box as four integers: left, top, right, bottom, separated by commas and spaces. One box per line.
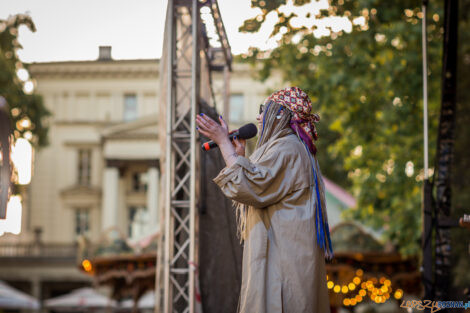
213, 128, 331, 313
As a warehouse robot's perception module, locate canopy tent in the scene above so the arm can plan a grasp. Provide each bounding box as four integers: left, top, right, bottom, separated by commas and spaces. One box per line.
45, 287, 116, 309
0, 280, 39, 310
120, 290, 155, 310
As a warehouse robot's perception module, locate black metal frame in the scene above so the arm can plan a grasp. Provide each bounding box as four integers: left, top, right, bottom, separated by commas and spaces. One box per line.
422, 0, 461, 311
0, 97, 11, 219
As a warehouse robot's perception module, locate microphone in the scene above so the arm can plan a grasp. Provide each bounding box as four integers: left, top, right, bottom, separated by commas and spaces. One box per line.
201, 123, 258, 151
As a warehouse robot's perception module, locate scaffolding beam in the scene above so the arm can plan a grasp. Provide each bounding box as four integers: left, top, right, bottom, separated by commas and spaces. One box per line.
163, 0, 199, 312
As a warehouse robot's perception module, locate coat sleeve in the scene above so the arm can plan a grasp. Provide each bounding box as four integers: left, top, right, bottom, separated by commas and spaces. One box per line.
213, 145, 311, 208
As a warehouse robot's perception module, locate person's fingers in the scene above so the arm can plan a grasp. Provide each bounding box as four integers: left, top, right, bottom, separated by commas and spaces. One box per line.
196, 122, 205, 133
196, 116, 212, 131
196, 117, 205, 127
197, 128, 211, 138
231, 140, 237, 149
234, 140, 241, 150
201, 113, 218, 128
196, 115, 209, 126
196, 116, 207, 127
197, 115, 221, 138
233, 136, 243, 148
219, 115, 227, 128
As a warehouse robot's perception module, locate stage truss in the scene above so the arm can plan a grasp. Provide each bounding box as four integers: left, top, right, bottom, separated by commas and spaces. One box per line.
159, 1, 231, 312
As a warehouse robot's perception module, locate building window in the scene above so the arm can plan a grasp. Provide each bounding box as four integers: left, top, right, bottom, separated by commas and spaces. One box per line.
132, 172, 148, 192
128, 206, 149, 240
78, 149, 91, 185
124, 94, 138, 121
229, 94, 244, 123
75, 209, 89, 237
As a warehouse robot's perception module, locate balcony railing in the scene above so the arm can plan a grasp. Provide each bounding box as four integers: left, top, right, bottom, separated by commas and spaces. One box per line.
0, 243, 78, 262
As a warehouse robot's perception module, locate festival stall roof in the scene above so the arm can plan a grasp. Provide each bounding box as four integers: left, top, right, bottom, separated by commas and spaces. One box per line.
0, 280, 39, 310
87, 253, 156, 289
44, 287, 117, 309
79, 229, 159, 302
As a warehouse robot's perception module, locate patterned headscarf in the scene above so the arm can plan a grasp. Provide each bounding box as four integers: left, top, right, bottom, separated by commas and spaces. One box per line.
266, 86, 320, 155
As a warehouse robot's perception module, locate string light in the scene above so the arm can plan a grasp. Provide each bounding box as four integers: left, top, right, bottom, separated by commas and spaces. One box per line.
326, 269, 404, 307
394, 289, 403, 299
82, 259, 93, 272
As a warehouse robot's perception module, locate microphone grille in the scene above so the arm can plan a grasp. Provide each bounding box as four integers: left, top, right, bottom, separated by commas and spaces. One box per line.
238, 123, 258, 139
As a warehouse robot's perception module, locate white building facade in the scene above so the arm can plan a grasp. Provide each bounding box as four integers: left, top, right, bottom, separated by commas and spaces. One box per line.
28, 56, 162, 244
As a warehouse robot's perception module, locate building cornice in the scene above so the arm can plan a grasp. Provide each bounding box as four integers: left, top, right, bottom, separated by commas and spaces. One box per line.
63, 141, 102, 147
28, 59, 160, 79
54, 120, 121, 126
104, 133, 159, 140
27, 58, 259, 79
106, 158, 160, 170
28, 59, 160, 66
59, 185, 102, 208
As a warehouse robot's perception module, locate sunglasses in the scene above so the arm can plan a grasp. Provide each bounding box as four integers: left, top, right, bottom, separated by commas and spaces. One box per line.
259, 101, 283, 115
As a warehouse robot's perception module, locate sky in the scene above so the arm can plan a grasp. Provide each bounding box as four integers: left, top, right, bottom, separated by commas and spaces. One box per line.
0, 0, 284, 62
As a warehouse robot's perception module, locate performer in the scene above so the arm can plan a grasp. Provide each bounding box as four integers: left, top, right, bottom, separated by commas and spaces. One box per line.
196, 87, 332, 313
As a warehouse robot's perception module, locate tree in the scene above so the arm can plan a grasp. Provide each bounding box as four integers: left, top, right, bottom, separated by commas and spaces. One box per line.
0, 14, 50, 149
239, 0, 444, 256
0, 14, 50, 207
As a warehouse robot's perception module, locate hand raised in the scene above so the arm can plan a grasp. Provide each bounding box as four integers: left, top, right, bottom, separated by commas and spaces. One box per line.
196, 114, 229, 145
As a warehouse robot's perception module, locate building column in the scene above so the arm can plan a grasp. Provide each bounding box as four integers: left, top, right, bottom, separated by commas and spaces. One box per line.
31, 276, 41, 301
137, 91, 145, 117
102, 166, 119, 230
147, 166, 160, 233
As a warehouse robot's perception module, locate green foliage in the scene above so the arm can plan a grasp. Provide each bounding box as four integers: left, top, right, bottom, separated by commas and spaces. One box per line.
0, 14, 50, 148
240, 0, 445, 256
330, 222, 384, 253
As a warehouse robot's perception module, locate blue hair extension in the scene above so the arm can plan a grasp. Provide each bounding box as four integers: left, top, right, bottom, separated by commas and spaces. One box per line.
259, 101, 272, 143
313, 158, 325, 248
299, 137, 333, 259
314, 156, 333, 258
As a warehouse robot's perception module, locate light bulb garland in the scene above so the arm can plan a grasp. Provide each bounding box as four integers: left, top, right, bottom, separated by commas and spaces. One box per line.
326, 269, 404, 307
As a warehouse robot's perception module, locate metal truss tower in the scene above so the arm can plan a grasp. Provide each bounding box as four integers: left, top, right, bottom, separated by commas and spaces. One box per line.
163, 1, 199, 311
160, 1, 232, 312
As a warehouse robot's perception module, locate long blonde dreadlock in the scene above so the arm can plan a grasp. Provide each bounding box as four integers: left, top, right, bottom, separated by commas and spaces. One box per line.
233, 100, 293, 241
255, 100, 293, 151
